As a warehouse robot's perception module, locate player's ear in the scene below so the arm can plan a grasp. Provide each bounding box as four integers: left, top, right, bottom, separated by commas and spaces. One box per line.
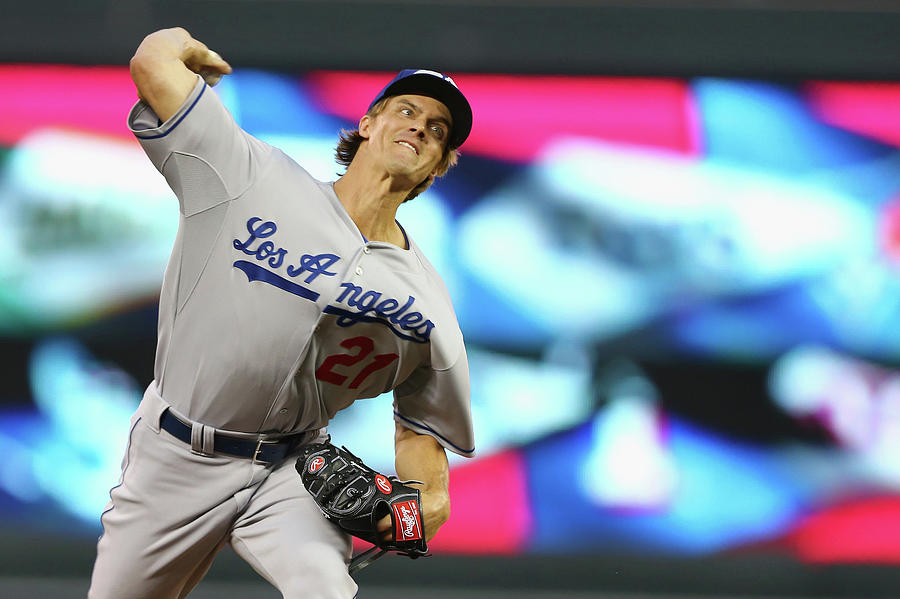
358, 114, 372, 139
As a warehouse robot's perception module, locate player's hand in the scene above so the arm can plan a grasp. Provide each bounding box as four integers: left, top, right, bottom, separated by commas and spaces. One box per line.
376, 484, 449, 543
418, 486, 450, 542
131, 28, 233, 119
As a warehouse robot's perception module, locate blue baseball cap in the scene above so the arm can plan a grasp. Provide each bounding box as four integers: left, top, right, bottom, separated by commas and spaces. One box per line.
369, 69, 473, 149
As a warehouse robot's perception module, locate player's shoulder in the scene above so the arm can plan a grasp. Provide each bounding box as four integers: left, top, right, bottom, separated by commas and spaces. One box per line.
252, 143, 329, 191
407, 239, 460, 313
408, 239, 443, 282
264, 144, 317, 176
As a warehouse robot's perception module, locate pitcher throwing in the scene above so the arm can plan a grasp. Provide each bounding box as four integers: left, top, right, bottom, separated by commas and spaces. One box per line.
88, 27, 474, 599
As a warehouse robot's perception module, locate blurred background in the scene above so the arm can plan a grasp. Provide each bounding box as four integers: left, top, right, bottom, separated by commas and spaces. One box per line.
4, 0, 900, 597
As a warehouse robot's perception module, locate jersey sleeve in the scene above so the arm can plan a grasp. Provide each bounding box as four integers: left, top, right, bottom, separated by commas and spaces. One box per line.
392, 343, 475, 458
126, 74, 272, 216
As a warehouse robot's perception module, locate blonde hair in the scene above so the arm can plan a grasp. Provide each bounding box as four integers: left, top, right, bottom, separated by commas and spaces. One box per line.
334, 97, 460, 202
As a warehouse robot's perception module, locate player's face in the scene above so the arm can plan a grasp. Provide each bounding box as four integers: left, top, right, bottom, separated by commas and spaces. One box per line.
360, 95, 452, 185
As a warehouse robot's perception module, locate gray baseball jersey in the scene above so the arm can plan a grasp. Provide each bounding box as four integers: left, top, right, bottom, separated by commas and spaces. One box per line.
131, 75, 474, 456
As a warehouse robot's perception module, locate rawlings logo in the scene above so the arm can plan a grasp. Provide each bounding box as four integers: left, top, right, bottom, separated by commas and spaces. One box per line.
308, 456, 325, 474
392, 500, 423, 541
375, 474, 392, 494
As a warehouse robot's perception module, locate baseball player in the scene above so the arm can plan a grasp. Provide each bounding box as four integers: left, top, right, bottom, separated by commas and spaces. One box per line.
87, 27, 474, 599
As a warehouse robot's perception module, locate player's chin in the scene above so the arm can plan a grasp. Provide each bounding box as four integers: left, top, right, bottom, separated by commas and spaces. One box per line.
386, 164, 429, 189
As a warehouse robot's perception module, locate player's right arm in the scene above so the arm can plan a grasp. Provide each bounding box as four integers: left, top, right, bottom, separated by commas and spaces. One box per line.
129, 27, 231, 122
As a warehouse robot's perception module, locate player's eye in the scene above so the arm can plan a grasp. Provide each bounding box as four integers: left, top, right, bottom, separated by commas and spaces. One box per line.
401, 108, 413, 116
430, 125, 445, 138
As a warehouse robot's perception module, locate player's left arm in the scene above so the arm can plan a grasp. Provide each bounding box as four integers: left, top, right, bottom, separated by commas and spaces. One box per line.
379, 423, 450, 542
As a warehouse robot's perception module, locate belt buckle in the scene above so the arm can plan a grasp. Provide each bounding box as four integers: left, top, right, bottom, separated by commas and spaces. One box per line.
252, 437, 280, 464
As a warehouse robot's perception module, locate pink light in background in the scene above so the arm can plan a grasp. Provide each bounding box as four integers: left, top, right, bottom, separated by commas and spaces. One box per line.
308, 71, 702, 162
4, 66, 703, 162
349, 449, 532, 556
0, 64, 136, 144
807, 81, 900, 149
786, 496, 900, 563
430, 449, 532, 554
879, 195, 900, 264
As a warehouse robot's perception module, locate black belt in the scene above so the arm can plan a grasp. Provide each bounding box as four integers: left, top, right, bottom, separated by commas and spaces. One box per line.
160, 409, 306, 464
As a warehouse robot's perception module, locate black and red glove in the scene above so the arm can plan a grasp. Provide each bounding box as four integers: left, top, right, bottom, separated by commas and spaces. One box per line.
295, 440, 428, 572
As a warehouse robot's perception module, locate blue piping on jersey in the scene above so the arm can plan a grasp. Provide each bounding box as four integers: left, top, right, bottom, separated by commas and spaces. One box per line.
360, 221, 409, 249
323, 305, 428, 343
394, 411, 475, 455
233, 260, 320, 301
395, 220, 410, 250
98, 416, 142, 528
134, 83, 207, 140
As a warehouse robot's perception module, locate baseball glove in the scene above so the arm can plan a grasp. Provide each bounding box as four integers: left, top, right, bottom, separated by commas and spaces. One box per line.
295, 440, 429, 572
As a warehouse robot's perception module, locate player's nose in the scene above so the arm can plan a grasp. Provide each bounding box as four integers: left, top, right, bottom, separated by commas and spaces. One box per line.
408, 115, 429, 136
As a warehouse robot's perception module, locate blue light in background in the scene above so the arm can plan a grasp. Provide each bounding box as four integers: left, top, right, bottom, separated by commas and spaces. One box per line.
668, 284, 839, 360
527, 416, 808, 554
327, 342, 594, 472
581, 363, 677, 510
695, 79, 892, 176
219, 69, 348, 137
0, 129, 177, 331
0, 338, 140, 527
457, 134, 874, 349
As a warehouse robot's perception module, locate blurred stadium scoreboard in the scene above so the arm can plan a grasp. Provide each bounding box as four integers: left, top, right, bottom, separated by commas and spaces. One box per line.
2, 64, 900, 564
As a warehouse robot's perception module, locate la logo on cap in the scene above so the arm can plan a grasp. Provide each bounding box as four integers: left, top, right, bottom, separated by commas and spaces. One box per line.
413, 69, 458, 88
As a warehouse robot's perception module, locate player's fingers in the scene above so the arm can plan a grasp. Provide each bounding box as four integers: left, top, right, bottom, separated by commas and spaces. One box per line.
376, 514, 392, 542
199, 50, 231, 87
185, 40, 231, 72
206, 50, 233, 74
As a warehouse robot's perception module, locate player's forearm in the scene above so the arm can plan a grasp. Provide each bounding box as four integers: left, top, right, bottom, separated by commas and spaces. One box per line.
130, 27, 230, 122
394, 424, 450, 540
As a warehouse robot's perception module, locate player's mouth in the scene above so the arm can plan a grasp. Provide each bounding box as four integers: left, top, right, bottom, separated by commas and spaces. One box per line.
395, 140, 419, 155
